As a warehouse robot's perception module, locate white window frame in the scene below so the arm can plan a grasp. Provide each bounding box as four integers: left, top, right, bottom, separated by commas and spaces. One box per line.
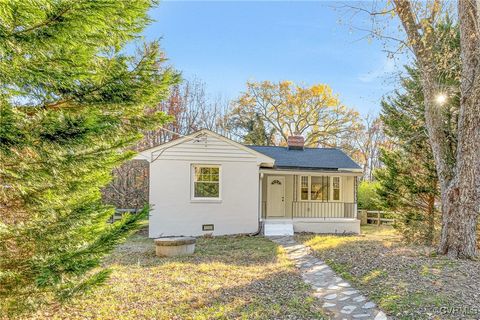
330, 176, 342, 202
191, 164, 222, 202
298, 175, 341, 202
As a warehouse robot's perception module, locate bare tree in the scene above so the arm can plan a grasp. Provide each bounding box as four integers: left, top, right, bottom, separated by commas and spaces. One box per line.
353, 114, 388, 181
103, 77, 230, 208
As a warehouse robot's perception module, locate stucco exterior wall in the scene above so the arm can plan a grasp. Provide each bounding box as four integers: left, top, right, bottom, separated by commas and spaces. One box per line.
149, 159, 260, 237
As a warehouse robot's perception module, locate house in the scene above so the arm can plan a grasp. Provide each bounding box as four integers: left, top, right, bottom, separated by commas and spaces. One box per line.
136, 129, 362, 237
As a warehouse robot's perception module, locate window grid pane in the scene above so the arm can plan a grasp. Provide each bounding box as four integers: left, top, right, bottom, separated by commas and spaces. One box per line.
308, 176, 330, 201
300, 176, 308, 200
332, 177, 340, 200
194, 166, 220, 198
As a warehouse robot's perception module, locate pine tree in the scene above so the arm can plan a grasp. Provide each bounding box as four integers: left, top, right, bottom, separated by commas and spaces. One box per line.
0, 1, 179, 316
375, 67, 442, 244
375, 22, 460, 244
242, 113, 276, 145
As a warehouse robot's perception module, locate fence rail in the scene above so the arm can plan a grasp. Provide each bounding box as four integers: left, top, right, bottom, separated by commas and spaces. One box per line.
292, 202, 356, 219
358, 210, 395, 225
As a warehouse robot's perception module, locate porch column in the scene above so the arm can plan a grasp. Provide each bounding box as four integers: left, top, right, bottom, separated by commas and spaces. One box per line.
354, 176, 359, 219
258, 172, 264, 220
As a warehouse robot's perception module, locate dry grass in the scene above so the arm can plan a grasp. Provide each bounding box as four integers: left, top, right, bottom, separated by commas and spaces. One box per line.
31, 230, 325, 320
297, 225, 480, 320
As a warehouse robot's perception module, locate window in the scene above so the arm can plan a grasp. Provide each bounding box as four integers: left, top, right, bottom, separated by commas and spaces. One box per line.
300, 176, 309, 200
192, 165, 220, 199
332, 177, 341, 201
311, 176, 329, 201
298, 176, 341, 201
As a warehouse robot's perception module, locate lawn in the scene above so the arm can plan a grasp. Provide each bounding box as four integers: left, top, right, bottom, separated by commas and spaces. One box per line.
297, 225, 480, 320
32, 229, 324, 320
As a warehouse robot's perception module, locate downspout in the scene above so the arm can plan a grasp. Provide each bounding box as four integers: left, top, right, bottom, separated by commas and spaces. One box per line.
249, 170, 264, 236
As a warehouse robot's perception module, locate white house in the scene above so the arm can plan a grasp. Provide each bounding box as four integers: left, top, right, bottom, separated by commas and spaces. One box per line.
136, 129, 363, 237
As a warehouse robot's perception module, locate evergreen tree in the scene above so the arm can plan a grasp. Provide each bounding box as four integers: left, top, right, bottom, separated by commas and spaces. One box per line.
375, 22, 460, 244
242, 113, 276, 145
375, 67, 441, 244
0, 1, 179, 316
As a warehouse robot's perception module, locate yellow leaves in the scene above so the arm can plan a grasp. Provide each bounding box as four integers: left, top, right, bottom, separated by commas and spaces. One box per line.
232, 80, 361, 145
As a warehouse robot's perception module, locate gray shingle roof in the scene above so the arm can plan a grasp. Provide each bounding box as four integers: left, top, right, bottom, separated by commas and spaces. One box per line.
247, 146, 361, 170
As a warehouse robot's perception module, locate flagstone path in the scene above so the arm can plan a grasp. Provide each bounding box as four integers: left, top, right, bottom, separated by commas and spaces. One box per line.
270, 236, 388, 320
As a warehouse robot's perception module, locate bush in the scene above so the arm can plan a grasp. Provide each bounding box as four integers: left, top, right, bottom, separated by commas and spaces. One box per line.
358, 181, 381, 210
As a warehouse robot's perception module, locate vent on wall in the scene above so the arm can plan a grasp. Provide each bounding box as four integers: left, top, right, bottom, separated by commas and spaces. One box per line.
202, 224, 214, 231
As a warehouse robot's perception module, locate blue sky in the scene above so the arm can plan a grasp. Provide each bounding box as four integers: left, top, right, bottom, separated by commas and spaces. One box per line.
141, 1, 404, 115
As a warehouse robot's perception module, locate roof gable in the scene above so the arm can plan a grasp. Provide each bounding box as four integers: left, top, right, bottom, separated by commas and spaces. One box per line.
136, 129, 275, 166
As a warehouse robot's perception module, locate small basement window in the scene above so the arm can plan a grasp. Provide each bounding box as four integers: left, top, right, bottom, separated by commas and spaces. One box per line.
192, 165, 221, 200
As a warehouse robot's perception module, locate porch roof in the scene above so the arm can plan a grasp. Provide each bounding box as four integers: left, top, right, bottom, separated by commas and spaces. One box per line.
247, 145, 361, 171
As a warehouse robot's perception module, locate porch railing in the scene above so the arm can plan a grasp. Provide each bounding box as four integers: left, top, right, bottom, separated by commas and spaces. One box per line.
292, 202, 356, 219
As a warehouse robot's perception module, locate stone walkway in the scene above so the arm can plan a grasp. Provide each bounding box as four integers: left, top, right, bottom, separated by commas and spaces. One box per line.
270, 236, 388, 320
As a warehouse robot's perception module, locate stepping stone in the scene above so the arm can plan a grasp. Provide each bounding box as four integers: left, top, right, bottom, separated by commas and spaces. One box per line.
338, 282, 351, 287
363, 301, 377, 309
353, 296, 367, 302
374, 311, 388, 320
270, 237, 388, 320
353, 314, 371, 318
343, 290, 358, 295
322, 302, 336, 308
340, 305, 357, 314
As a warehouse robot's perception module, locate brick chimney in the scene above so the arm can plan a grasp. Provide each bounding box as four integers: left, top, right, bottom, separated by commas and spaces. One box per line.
287, 134, 305, 150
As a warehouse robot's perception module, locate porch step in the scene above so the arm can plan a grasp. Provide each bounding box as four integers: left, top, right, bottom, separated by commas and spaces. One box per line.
264, 221, 294, 236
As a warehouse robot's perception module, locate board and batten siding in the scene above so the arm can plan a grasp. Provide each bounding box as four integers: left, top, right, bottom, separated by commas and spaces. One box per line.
262, 175, 356, 219
147, 134, 265, 237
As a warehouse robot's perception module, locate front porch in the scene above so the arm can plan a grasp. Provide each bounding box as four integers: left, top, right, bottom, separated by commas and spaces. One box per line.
259, 170, 361, 234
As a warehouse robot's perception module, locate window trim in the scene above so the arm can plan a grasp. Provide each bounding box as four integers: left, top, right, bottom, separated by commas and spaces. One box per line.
330, 176, 342, 202
191, 164, 222, 202
298, 175, 341, 202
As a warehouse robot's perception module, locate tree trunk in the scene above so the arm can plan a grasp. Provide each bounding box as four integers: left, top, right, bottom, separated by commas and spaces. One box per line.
426, 194, 436, 245
394, 0, 480, 258
438, 0, 480, 258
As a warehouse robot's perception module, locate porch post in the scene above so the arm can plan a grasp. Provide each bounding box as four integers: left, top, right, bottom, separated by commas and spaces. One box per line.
354, 176, 359, 219
258, 172, 264, 220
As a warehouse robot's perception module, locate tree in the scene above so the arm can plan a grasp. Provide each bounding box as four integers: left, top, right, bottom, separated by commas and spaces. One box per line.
228, 110, 276, 145
0, 0, 178, 316
347, 0, 478, 258
103, 78, 229, 208
375, 63, 456, 244
231, 81, 361, 147
352, 114, 388, 181
136, 77, 231, 150
391, 0, 479, 258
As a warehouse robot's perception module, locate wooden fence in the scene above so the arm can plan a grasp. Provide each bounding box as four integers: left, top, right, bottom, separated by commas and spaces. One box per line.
358, 210, 395, 226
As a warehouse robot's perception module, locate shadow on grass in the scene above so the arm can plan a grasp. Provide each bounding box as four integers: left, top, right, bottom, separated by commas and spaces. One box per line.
166, 267, 324, 319
297, 233, 473, 320
49, 232, 325, 320
104, 232, 283, 268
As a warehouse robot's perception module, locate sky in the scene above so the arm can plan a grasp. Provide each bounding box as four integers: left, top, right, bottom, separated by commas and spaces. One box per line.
140, 1, 405, 115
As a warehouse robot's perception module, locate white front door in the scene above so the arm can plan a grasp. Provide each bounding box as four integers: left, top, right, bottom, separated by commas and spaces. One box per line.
267, 176, 285, 217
